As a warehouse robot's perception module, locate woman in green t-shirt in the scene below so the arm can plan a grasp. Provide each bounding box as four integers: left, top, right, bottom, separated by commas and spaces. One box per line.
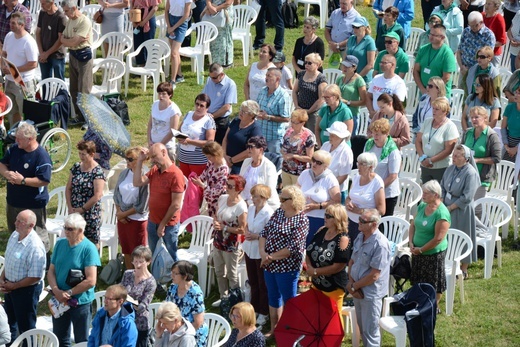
409, 179, 450, 311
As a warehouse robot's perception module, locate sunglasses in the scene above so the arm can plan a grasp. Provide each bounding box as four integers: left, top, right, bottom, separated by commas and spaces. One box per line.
384, 40, 394, 45
477, 55, 488, 59
226, 183, 235, 189
125, 157, 134, 162
352, 25, 360, 29
427, 84, 438, 89
325, 213, 334, 219
291, 120, 304, 124
210, 74, 222, 80
64, 226, 75, 232
280, 197, 292, 202
304, 61, 314, 65
312, 158, 324, 166
195, 102, 207, 107
246, 144, 259, 149
358, 218, 373, 224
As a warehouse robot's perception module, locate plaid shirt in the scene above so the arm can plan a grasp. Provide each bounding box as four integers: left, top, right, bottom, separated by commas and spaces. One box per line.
256, 86, 291, 141
458, 26, 496, 68
4, 230, 46, 282
0, 3, 32, 43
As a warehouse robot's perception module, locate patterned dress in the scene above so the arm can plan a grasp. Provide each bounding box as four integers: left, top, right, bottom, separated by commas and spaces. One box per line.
166, 282, 209, 347
223, 329, 265, 347
120, 270, 157, 333
198, 160, 229, 218
281, 127, 316, 176
208, 0, 233, 66
69, 162, 105, 243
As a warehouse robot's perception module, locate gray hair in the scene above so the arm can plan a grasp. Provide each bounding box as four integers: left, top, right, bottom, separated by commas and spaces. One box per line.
10, 12, 26, 26
468, 11, 483, 24
363, 208, 381, 224
303, 16, 319, 29
156, 302, 182, 323
422, 179, 442, 198
357, 152, 378, 171
267, 67, 282, 80
16, 122, 37, 139
240, 100, 260, 118
64, 213, 87, 232
61, 0, 77, 9
209, 62, 223, 74
313, 149, 332, 167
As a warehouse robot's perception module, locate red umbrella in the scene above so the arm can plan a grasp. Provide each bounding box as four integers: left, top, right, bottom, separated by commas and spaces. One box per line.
274, 288, 344, 347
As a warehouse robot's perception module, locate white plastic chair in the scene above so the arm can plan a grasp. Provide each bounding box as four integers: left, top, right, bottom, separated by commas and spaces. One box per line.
399, 144, 421, 182
91, 58, 126, 97
499, 67, 512, 93
177, 215, 214, 297
356, 107, 370, 136
179, 22, 218, 85
379, 216, 410, 249
0, 256, 4, 277
91, 32, 133, 66
124, 39, 170, 101
444, 228, 473, 316
82, 4, 102, 32
451, 67, 460, 89
500, 41, 511, 70
323, 68, 342, 86
74, 343, 88, 347
10, 328, 59, 347
487, 160, 516, 238
394, 178, 422, 222
147, 302, 162, 329
294, 0, 328, 28
379, 296, 407, 347
46, 186, 68, 249
35, 78, 68, 102
405, 27, 425, 55
29, 0, 42, 18
474, 197, 512, 279
122, 9, 135, 38
93, 290, 107, 313
232, 5, 258, 66
341, 306, 359, 347
99, 195, 119, 260
204, 313, 232, 347
405, 81, 421, 117
450, 89, 465, 121
155, 14, 171, 79
403, 54, 415, 84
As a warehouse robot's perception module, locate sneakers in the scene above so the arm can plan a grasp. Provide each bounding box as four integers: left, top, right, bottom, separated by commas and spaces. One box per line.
256, 314, 268, 326
211, 299, 221, 308
81, 124, 88, 131
175, 75, 185, 83
170, 80, 177, 90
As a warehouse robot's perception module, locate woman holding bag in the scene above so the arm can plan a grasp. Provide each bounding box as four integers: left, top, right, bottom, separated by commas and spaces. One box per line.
204, 0, 234, 67
131, 0, 160, 66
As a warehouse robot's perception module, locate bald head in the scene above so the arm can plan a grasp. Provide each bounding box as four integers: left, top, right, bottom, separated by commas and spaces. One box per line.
150, 143, 172, 169
15, 210, 37, 235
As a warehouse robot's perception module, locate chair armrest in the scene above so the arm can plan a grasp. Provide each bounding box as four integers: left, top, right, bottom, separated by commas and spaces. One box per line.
382, 296, 397, 317
204, 239, 213, 257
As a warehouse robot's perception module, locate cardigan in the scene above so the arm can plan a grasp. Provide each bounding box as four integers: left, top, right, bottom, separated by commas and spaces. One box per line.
368, 110, 411, 148
239, 157, 280, 209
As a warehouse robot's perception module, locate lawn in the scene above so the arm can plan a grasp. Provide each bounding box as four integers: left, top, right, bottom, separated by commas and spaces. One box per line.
0, 1, 519, 346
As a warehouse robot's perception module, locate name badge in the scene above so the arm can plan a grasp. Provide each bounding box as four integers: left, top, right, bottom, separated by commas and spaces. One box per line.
297, 59, 304, 66
446, 193, 452, 200
425, 144, 432, 150
423, 67, 431, 74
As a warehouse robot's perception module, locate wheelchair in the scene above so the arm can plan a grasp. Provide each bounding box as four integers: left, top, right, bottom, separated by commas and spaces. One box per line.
0, 95, 71, 173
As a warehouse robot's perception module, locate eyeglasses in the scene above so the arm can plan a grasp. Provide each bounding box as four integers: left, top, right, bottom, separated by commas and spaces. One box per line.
195, 102, 207, 108
229, 314, 241, 320
428, 33, 444, 38
352, 26, 360, 29
380, 61, 392, 65
358, 218, 373, 224
384, 40, 394, 45
304, 61, 314, 65
474, 83, 482, 87
291, 120, 304, 124
477, 55, 488, 59
104, 297, 119, 301
323, 95, 334, 99
64, 226, 75, 232
125, 157, 134, 162
210, 74, 221, 80
280, 196, 292, 202
227, 183, 236, 189
311, 158, 324, 166
324, 213, 334, 219
427, 84, 438, 89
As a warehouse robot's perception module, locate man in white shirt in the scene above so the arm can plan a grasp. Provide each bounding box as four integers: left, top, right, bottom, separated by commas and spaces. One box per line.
1, 11, 38, 127
366, 54, 406, 117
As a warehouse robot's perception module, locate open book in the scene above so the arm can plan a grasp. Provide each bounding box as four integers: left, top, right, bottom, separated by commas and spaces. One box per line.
126, 294, 139, 306
171, 129, 189, 140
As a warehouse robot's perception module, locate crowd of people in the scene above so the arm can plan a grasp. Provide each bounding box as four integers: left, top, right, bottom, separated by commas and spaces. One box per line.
0, 0, 519, 346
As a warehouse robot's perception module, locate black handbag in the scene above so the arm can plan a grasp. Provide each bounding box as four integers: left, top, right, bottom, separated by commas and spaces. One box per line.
66, 269, 85, 287
69, 47, 92, 62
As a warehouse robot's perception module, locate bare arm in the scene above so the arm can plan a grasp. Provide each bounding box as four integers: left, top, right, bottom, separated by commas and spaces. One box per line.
211, 104, 231, 119
375, 187, 386, 216
292, 79, 300, 108
133, 149, 150, 187
413, 62, 426, 94
358, 50, 375, 78
292, 56, 302, 74
244, 66, 252, 100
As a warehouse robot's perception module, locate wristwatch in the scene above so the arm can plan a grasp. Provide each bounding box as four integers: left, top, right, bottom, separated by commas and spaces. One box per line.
21, 178, 26, 185
336, 43, 340, 50
66, 289, 73, 296
350, 283, 356, 292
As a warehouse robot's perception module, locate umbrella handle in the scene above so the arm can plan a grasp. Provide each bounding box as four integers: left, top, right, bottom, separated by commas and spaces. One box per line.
294, 335, 305, 347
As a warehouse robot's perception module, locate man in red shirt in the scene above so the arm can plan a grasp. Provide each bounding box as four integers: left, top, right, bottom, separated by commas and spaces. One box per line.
133, 143, 185, 261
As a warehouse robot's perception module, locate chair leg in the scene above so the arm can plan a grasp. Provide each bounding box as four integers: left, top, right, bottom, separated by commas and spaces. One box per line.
242, 38, 248, 66
515, 209, 519, 240
198, 262, 207, 299
319, 1, 326, 28
501, 223, 508, 239
350, 308, 360, 347
249, 33, 254, 60
484, 243, 493, 279
497, 239, 502, 268
445, 273, 455, 316
124, 72, 129, 97
459, 275, 465, 304
304, 4, 310, 18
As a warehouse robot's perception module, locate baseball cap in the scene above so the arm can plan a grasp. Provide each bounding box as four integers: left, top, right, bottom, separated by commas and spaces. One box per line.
383, 32, 400, 42
273, 52, 286, 63
352, 16, 369, 27
341, 55, 359, 68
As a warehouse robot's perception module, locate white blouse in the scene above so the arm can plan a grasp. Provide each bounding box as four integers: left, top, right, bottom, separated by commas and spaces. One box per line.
242, 204, 274, 259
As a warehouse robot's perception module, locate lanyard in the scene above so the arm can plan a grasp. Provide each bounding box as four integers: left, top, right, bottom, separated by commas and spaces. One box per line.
448, 167, 463, 190
428, 118, 445, 144
427, 48, 440, 67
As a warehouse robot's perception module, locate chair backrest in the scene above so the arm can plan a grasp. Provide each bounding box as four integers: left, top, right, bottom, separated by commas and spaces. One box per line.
82, 4, 101, 19
30, 0, 42, 17
139, 39, 171, 70
10, 328, 59, 347
500, 41, 511, 70
101, 195, 118, 227
379, 216, 410, 247
450, 89, 465, 121
323, 68, 342, 85
93, 290, 107, 313
475, 197, 512, 229
93, 58, 126, 93
499, 67, 512, 92
47, 186, 68, 220
451, 67, 461, 89
396, 178, 422, 221
187, 21, 218, 56
404, 54, 415, 83
400, 144, 420, 181
0, 256, 4, 277
95, 32, 133, 61
232, 5, 258, 30
147, 302, 162, 329
92, 26, 100, 44
204, 313, 232, 347
122, 9, 134, 37
74, 343, 88, 347
405, 81, 421, 116
357, 107, 370, 136
445, 228, 473, 264
488, 160, 516, 196
156, 14, 167, 38
179, 215, 214, 249
35, 78, 68, 102
405, 27, 425, 55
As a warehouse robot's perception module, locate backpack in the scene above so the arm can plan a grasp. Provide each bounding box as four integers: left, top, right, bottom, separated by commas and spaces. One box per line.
105, 97, 130, 126
220, 287, 243, 322
99, 253, 125, 285
151, 238, 174, 284
282, 0, 299, 29
391, 247, 412, 281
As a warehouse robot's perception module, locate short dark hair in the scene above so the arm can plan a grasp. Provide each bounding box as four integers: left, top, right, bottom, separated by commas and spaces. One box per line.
195, 93, 211, 108
172, 260, 195, 281
247, 136, 268, 151
261, 44, 276, 61
157, 82, 173, 96
228, 174, 247, 193
384, 6, 399, 18
76, 140, 96, 155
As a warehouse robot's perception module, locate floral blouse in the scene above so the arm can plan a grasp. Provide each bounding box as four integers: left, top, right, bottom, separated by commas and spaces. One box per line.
213, 195, 248, 252
166, 282, 209, 347
120, 270, 156, 331
199, 160, 229, 218
281, 127, 316, 176
260, 208, 309, 273
223, 329, 265, 347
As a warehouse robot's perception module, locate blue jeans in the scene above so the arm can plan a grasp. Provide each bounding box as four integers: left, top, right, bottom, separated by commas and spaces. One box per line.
52, 302, 91, 347
147, 220, 179, 262
266, 138, 281, 155
39, 58, 65, 81
134, 16, 157, 65
264, 270, 298, 308
4, 281, 41, 343
511, 53, 517, 74
254, 0, 284, 50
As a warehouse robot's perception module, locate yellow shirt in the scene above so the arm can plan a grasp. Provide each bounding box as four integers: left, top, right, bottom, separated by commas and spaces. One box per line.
63, 14, 92, 50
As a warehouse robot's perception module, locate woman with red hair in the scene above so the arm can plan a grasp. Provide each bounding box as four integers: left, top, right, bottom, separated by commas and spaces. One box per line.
211, 175, 248, 307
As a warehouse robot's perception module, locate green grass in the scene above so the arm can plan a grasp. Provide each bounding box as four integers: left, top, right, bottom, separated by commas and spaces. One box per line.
2, 1, 520, 345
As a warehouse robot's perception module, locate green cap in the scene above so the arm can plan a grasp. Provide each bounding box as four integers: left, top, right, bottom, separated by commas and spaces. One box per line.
383, 32, 400, 42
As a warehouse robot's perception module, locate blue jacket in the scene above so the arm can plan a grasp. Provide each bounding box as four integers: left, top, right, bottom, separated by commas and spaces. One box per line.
373, 0, 414, 39
88, 302, 138, 347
